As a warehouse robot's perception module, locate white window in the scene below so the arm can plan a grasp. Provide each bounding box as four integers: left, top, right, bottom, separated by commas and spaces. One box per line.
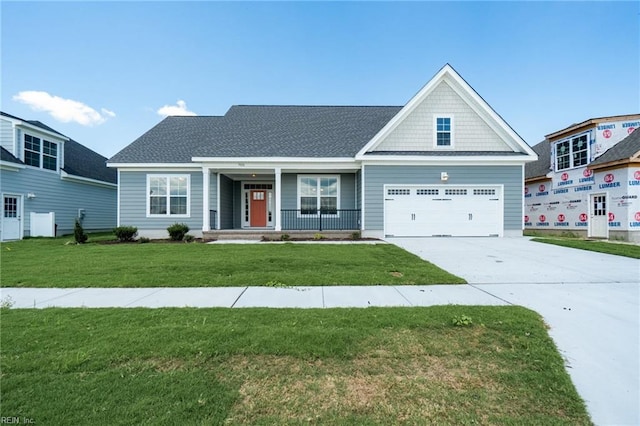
298, 175, 340, 215
555, 134, 589, 171
24, 134, 58, 171
147, 175, 190, 217
434, 115, 454, 148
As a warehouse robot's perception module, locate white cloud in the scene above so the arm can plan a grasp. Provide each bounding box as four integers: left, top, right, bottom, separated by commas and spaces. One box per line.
157, 100, 197, 117
12, 91, 115, 126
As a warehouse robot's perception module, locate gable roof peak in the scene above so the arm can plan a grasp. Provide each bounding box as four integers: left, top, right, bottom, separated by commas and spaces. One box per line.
356, 64, 537, 159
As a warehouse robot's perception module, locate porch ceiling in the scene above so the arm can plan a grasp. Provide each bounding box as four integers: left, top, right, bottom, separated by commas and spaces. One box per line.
213, 168, 360, 180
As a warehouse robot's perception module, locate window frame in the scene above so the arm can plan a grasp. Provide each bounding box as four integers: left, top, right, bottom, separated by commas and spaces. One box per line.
297, 175, 340, 216
23, 134, 59, 171
146, 174, 191, 218
433, 115, 454, 149
554, 133, 590, 172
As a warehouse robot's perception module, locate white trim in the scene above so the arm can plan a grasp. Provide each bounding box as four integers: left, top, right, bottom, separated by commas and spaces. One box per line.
60, 170, 117, 188
146, 174, 191, 218
108, 163, 199, 169
361, 166, 366, 231
2, 116, 70, 141
241, 181, 275, 228
202, 167, 210, 232
355, 64, 537, 159
433, 114, 455, 149
360, 156, 537, 166
22, 133, 61, 172
274, 167, 282, 231
191, 157, 357, 164
553, 131, 590, 172
116, 169, 121, 227
216, 172, 221, 230
0, 161, 25, 171
297, 174, 341, 216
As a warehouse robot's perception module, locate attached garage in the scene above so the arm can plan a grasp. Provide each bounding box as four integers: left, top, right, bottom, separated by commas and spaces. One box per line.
384, 185, 503, 237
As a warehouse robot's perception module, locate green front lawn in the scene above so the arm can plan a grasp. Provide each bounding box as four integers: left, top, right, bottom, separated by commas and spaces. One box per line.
0, 307, 591, 425
531, 237, 640, 259
1, 236, 465, 287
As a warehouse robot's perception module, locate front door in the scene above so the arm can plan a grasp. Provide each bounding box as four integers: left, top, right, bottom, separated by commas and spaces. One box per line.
589, 193, 608, 239
250, 190, 267, 227
2, 195, 21, 241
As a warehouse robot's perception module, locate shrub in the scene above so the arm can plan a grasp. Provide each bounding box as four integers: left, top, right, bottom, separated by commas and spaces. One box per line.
313, 233, 325, 240
113, 226, 138, 242
280, 234, 290, 241
139, 237, 150, 244
167, 223, 189, 241
74, 219, 88, 244
351, 231, 361, 240
184, 234, 195, 243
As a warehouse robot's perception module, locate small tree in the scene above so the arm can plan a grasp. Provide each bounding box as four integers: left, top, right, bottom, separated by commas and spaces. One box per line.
167, 223, 189, 241
74, 219, 88, 244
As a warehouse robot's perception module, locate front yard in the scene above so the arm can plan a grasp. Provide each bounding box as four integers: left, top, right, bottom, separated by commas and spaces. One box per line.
1, 236, 465, 287
0, 306, 591, 425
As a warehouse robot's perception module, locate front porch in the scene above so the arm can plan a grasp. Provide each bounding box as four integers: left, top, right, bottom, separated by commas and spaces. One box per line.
202, 166, 361, 233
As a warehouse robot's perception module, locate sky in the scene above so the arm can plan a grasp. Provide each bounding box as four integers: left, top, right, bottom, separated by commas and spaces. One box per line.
1, 1, 638, 159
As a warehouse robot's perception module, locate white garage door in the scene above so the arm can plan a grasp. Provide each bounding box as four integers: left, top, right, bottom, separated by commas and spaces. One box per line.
384, 185, 503, 237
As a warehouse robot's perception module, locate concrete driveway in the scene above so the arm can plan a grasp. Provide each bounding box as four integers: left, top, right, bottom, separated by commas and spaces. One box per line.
389, 237, 640, 426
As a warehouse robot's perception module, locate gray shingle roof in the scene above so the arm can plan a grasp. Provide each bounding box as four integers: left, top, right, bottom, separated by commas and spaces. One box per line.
1, 146, 23, 164
525, 140, 551, 180
109, 105, 403, 163
1, 111, 116, 184
590, 129, 640, 166
62, 139, 117, 184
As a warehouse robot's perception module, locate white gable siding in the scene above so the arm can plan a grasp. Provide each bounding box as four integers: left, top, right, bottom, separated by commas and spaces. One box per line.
373, 81, 512, 152
1, 118, 16, 156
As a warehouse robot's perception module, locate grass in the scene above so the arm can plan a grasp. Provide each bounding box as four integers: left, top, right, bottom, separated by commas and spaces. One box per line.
0, 234, 465, 287
0, 306, 591, 425
531, 237, 640, 259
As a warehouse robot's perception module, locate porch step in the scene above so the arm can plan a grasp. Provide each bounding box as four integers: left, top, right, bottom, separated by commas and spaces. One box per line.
203, 230, 359, 242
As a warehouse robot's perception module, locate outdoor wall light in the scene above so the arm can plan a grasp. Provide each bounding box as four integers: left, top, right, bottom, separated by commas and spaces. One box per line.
440, 172, 449, 181
27, 192, 36, 199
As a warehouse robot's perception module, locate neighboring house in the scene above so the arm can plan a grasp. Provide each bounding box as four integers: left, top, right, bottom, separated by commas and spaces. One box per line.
0, 111, 117, 241
108, 64, 537, 239
525, 114, 640, 242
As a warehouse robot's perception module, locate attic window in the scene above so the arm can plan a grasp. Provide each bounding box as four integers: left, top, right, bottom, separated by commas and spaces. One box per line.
555, 134, 589, 171
434, 116, 453, 148
24, 134, 58, 171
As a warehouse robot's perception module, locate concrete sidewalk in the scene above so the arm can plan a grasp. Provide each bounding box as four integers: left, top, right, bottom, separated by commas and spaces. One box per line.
0, 284, 506, 309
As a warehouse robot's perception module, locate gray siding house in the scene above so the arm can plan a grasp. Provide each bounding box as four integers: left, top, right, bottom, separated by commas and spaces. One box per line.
108, 65, 537, 239
0, 112, 117, 240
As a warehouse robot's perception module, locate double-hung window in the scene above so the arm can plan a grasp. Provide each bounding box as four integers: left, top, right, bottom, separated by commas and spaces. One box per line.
24, 134, 58, 171
298, 175, 339, 215
147, 175, 190, 217
555, 134, 589, 171
434, 115, 453, 148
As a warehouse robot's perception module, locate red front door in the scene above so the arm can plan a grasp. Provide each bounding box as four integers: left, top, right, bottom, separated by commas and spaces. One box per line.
250, 190, 267, 227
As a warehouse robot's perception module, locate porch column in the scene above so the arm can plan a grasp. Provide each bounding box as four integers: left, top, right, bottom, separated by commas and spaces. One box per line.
274, 167, 282, 231
202, 167, 210, 232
